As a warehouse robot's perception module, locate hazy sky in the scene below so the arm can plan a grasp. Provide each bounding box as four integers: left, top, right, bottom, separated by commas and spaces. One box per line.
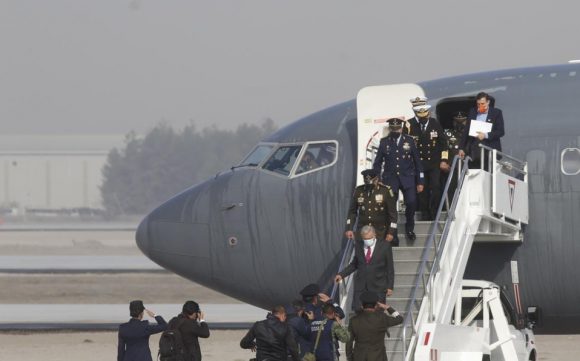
1, 1, 579, 135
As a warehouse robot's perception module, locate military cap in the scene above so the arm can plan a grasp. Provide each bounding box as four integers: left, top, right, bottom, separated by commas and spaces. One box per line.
412, 104, 432, 113
453, 111, 467, 121
361, 169, 378, 179
387, 118, 404, 129
359, 291, 379, 305
410, 96, 428, 107
129, 300, 145, 315
300, 283, 320, 297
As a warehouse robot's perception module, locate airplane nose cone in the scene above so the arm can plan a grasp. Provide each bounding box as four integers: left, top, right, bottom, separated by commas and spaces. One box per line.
136, 216, 150, 257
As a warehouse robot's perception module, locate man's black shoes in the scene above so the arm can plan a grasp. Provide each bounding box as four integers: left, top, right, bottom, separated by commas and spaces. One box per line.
406, 231, 416, 241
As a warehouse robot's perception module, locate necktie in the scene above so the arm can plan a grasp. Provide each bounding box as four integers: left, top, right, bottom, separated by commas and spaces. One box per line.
365, 247, 372, 264
421, 123, 426, 133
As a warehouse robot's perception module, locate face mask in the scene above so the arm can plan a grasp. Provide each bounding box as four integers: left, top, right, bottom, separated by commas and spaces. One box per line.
454, 121, 465, 131
477, 103, 488, 114
363, 238, 376, 248
417, 111, 429, 119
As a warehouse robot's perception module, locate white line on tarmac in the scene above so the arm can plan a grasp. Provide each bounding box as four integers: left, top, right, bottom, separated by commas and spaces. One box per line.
0, 304, 266, 324
0, 256, 162, 271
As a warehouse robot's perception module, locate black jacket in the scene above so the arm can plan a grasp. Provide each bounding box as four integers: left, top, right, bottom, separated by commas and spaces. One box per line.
240, 314, 300, 361
459, 107, 505, 161
338, 240, 395, 293
168, 314, 210, 361
407, 117, 449, 170
118, 316, 167, 361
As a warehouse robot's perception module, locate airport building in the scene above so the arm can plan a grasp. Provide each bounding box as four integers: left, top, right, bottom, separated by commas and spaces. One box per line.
0, 135, 124, 213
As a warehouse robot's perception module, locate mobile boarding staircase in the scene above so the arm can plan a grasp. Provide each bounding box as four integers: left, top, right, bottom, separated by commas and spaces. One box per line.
334, 145, 529, 361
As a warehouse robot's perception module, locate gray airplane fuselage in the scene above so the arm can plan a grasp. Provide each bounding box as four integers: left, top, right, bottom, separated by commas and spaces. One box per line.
137, 64, 580, 333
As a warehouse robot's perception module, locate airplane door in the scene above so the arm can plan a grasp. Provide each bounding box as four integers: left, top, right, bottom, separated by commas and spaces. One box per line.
356, 84, 426, 185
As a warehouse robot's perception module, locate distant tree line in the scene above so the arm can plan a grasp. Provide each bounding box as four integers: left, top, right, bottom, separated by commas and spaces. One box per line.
100, 119, 277, 215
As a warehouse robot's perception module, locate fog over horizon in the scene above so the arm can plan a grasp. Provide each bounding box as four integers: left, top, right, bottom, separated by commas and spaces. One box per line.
1, 1, 579, 135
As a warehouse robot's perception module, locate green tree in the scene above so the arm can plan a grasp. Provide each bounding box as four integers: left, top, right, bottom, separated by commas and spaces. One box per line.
101, 119, 276, 215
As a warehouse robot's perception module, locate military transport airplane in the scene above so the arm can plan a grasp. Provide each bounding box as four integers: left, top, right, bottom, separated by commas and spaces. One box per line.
136, 63, 580, 333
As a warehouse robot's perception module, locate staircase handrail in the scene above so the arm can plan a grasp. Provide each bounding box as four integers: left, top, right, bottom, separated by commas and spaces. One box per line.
330, 237, 356, 300
401, 154, 471, 357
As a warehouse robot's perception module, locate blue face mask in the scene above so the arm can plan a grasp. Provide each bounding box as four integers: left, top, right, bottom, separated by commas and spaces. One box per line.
363, 238, 376, 248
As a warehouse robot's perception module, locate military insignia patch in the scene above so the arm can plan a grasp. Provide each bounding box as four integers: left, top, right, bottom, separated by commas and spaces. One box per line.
403, 142, 410, 151
358, 197, 364, 203
430, 131, 438, 138
375, 194, 383, 203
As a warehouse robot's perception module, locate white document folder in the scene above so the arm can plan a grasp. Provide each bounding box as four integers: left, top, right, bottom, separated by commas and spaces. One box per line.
469, 120, 492, 137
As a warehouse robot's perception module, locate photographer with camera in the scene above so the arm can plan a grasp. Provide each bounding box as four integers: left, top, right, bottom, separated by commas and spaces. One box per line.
166, 300, 210, 361
240, 305, 300, 361
304, 303, 349, 361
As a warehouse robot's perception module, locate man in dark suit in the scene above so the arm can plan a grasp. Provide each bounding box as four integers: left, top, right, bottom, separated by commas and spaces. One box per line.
168, 300, 210, 361
346, 291, 403, 361
118, 300, 167, 361
373, 118, 425, 241
335, 225, 395, 310
407, 104, 449, 220
458, 92, 505, 169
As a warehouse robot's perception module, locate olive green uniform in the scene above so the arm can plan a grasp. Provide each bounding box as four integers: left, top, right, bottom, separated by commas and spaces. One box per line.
345, 183, 398, 240
346, 308, 404, 361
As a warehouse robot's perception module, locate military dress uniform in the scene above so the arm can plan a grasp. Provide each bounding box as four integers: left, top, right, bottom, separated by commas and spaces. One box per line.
407, 113, 448, 220
441, 124, 463, 200
372, 119, 425, 240
345, 181, 398, 241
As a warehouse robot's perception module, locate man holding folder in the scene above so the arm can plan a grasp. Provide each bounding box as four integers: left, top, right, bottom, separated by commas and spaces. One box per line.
458, 92, 505, 168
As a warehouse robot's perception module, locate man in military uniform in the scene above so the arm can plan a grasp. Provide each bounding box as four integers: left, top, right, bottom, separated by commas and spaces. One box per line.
345, 169, 398, 243
345, 291, 403, 361
373, 118, 424, 241
406, 96, 428, 134
407, 104, 449, 220
441, 111, 467, 200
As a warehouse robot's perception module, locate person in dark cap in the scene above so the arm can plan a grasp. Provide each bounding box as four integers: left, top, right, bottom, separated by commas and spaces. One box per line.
373, 118, 425, 242
118, 300, 167, 361
345, 168, 398, 244
299, 283, 345, 321
407, 104, 449, 221
286, 299, 313, 358
346, 291, 403, 361
167, 300, 210, 361
441, 111, 468, 200
298, 283, 345, 357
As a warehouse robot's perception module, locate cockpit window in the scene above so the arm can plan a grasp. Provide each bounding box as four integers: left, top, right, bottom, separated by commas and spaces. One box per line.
295, 142, 337, 175
239, 144, 274, 167
262, 145, 302, 176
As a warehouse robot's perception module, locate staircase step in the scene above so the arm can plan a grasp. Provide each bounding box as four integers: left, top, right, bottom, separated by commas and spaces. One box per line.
392, 246, 435, 261
390, 284, 424, 299
393, 232, 440, 247
394, 272, 429, 285
394, 259, 433, 273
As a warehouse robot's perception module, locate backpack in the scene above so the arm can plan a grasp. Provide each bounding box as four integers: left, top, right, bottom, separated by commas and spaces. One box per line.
158, 318, 186, 361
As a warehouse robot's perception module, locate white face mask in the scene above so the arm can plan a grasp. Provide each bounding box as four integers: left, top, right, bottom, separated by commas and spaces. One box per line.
363, 238, 376, 248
